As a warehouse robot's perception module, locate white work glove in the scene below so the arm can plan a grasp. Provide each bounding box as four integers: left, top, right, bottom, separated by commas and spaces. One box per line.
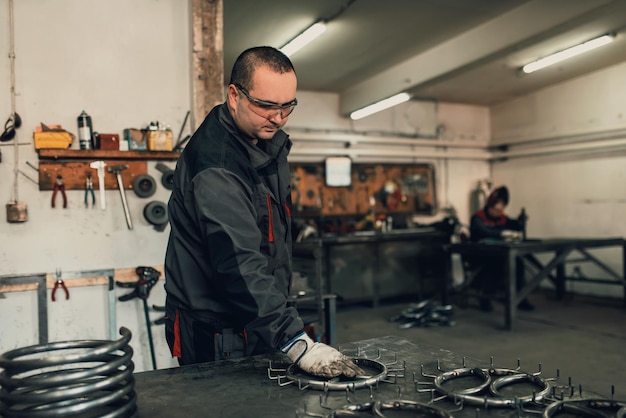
501, 230, 522, 241
281, 332, 364, 378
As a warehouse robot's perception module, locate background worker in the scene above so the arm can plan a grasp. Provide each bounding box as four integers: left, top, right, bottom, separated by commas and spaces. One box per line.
163, 46, 363, 379
469, 186, 535, 312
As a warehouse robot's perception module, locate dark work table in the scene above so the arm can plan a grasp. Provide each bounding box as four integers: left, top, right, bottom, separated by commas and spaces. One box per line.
445, 237, 626, 330
133, 335, 594, 418
313, 226, 446, 244
297, 228, 451, 307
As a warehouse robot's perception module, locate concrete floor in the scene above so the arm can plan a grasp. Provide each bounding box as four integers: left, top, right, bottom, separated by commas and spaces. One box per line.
333, 290, 626, 400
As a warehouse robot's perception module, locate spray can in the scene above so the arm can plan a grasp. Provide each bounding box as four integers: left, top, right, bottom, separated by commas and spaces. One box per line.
77, 110, 94, 150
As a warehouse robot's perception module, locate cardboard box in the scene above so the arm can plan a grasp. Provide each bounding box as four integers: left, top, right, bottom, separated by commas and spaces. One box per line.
124, 128, 147, 150
146, 130, 173, 151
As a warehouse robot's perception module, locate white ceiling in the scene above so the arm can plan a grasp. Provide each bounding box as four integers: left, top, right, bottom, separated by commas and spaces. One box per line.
223, 0, 626, 115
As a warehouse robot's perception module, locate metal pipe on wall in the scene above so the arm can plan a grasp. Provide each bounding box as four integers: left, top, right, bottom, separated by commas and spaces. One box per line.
490, 136, 626, 161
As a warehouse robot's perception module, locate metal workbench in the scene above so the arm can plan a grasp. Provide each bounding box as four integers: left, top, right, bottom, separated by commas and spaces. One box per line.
298, 227, 451, 307
445, 237, 626, 330
133, 335, 599, 418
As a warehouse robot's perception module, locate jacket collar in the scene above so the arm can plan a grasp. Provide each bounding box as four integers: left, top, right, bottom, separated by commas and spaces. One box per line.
218, 103, 291, 168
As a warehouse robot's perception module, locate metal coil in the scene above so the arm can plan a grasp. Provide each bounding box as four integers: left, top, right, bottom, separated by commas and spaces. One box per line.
0, 327, 137, 418
543, 399, 626, 418
373, 400, 453, 418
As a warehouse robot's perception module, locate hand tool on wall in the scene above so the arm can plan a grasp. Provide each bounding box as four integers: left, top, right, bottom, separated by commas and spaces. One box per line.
143, 200, 168, 231
132, 173, 157, 198
84, 174, 96, 208
155, 162, 174, 190
116, 266, 161, 370
172, 110, 191, 152
90, 160, 107, 210
107, 164, 133, 230
51, 175, 67, 208
18, 161, 40, 186
152, 304, 166, 325
51, 268, 69, 301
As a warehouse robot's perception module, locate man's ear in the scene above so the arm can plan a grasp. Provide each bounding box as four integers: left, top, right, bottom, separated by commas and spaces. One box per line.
227, 84, 237, 96
227, 84, 239, 106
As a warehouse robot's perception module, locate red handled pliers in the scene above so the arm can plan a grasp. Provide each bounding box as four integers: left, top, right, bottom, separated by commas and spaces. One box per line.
52, 269, 69, 301
52, 175, 67, 208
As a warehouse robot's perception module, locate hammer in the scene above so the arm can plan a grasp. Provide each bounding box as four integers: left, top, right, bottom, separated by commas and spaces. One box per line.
108, 165, 133, 230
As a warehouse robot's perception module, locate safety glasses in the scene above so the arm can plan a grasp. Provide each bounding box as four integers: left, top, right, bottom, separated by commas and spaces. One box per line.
0, 113, 22, 142
234, 83, 297, 119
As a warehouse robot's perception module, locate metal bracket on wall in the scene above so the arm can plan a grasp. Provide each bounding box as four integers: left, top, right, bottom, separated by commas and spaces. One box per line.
0, 273, 48, 344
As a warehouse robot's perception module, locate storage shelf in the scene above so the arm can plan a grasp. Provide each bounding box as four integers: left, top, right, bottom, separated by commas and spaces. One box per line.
37, 149, 180, 161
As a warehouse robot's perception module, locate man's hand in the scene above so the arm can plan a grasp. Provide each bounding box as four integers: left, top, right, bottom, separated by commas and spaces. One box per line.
281, 332, 364, 378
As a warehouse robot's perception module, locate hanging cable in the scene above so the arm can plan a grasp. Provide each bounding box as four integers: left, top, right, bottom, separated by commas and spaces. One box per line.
8, 0, 19, 203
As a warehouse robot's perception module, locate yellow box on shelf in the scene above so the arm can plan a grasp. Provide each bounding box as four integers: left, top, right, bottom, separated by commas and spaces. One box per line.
146, 130, 173, 151
33, 131, 73, 150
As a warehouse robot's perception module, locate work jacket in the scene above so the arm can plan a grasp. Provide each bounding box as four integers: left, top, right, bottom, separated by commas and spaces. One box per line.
469, 207, 522, 242
164, 103, 303, 355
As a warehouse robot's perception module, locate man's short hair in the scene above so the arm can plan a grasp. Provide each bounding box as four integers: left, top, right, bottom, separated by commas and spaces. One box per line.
229, 46, 295, 90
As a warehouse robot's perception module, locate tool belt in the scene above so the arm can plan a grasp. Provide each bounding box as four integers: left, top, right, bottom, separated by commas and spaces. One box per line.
192, 319, 246, 362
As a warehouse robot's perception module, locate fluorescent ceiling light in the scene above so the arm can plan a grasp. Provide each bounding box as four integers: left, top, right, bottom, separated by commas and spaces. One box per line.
280, 21, 327, 57
522, 34, 615, 74
350, 92, 411, 120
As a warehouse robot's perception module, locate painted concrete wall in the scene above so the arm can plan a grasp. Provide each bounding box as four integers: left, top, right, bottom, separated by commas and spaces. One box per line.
0, 0, 189, 371
490, 62, 626, 298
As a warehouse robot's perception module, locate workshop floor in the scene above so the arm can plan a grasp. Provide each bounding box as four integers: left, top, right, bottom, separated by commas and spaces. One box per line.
334, 290, 626, 400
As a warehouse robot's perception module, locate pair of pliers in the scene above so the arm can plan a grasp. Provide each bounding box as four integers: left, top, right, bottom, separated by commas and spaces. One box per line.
52, 269, 69, 301
51, 175, 67, 208
85, 174, 96, 208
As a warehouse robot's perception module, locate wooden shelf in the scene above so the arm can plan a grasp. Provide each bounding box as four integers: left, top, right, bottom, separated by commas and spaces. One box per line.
37, 149, 181, 161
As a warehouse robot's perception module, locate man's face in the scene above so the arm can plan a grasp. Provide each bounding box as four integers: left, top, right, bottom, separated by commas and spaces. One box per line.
488, 201, 506, 217
228, 65, 297, 142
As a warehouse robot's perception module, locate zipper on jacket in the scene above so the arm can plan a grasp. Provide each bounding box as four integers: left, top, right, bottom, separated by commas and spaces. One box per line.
266, 194, 275, 243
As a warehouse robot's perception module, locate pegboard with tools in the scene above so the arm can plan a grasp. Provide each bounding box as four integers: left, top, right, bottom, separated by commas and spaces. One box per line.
37, 160, 147, 191
34, 149, 179, 191
290, 162, 437, 217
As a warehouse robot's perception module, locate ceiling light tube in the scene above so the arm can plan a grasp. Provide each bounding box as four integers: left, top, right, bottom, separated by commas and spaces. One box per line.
280, 21, 327, 57
350, 92, 411, 120
522, 34, 615, 74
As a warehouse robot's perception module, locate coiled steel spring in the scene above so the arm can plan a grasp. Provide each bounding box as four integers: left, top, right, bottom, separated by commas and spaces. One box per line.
0, 327, 137, 417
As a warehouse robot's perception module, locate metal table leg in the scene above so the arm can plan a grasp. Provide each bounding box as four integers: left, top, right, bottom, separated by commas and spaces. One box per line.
323, 295, 337, 346
504, 250, 517, 331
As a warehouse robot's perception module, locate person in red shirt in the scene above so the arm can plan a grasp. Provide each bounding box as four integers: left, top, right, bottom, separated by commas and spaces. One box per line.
469, 186, 534, 312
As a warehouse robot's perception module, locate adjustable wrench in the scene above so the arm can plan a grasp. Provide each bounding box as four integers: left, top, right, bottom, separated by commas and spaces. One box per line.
90, 160, 107, 210
108, 164, 133, 230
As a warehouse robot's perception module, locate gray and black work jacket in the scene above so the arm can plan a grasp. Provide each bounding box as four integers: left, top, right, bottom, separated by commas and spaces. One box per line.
164, 103, 303, 355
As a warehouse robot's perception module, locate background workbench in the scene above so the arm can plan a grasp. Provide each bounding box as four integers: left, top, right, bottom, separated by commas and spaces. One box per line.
296, 227, 451, 307
446, 237, 626, 330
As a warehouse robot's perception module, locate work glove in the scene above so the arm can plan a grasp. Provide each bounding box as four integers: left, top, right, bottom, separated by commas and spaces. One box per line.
281, 331, 364, 378
501, 230, 522, 241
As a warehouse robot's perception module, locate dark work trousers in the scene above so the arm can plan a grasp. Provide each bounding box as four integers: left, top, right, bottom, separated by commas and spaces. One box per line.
165, 300, 246, 365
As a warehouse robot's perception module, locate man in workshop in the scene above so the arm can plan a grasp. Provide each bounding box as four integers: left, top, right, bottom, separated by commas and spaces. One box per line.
163, 46, 363, 378
469, 186, 535, 312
